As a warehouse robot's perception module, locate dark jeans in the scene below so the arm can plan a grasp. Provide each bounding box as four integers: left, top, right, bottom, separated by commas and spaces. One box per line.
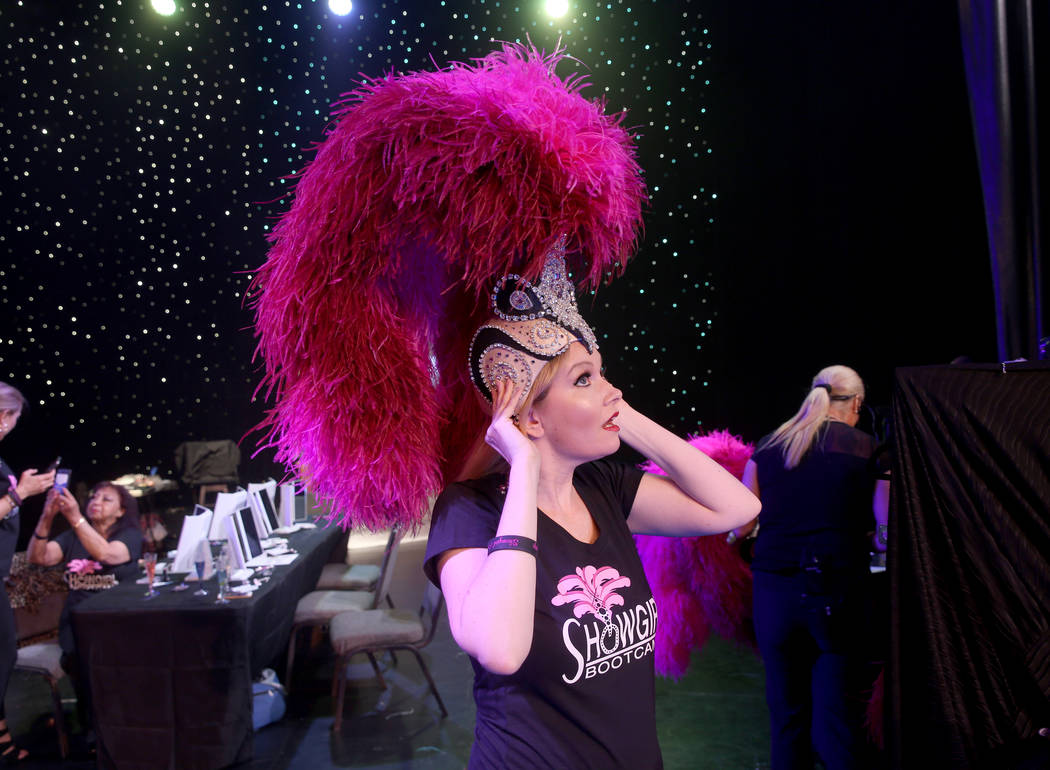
0, 583, 14, 721
753, 567, 871, 770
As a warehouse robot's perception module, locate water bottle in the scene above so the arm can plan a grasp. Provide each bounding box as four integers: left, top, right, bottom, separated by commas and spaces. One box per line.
215, 544, 231, 604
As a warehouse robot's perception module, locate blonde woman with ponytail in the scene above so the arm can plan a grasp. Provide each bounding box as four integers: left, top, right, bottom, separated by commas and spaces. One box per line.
741, 366, 888, 770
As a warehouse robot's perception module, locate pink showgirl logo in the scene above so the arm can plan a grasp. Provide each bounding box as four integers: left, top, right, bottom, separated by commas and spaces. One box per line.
551, 565, 631, 631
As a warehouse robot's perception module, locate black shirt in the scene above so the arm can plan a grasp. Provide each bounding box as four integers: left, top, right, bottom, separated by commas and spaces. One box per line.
0, 456, 20, 580
54, 524, 141, 652
750, 421, 876, 574
424, 460, 661, 770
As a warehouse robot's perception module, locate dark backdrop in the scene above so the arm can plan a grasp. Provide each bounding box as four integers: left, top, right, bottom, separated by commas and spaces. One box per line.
712, 0, 994, 440
2, 1, 993, 525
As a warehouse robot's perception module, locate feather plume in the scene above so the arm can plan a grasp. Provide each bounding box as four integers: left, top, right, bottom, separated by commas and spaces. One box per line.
635, 430, 757, 677
251, 43, 646, 529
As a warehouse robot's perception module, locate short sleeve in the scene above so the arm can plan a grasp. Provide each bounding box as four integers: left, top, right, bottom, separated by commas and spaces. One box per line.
115, 526, 143, 559
110, 526, 143, 582
53, 530, 75, 561
423, 477, 503, 587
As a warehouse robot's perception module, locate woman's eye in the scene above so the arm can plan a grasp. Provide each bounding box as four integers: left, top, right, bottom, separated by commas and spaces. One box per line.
574, 373, 591, 386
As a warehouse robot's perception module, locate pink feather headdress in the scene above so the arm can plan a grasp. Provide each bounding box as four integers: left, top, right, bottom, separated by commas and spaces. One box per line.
251, 42, 646, 530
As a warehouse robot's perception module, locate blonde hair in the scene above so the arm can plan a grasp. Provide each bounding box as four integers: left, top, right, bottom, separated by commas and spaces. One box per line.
766, 365, 865, 469
517, 347, 573, 417
0, 381, 27, 415
456, 348, 574, 481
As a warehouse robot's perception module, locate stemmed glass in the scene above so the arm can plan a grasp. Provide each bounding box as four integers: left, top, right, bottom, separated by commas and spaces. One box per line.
193, 539, 209, 596
143, 552, 158, 598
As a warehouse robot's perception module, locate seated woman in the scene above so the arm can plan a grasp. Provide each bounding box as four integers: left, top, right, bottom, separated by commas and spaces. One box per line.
27, 483, 142, 730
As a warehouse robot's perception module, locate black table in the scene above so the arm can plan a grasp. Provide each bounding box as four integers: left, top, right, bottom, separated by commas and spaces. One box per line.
71, 524, 343, 769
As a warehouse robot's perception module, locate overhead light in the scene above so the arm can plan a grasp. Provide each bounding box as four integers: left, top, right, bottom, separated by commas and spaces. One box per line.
151, 0, 177, 15
545, 0, 570, 18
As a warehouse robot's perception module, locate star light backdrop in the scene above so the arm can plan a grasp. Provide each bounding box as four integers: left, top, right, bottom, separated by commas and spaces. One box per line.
2, 1, 992, 513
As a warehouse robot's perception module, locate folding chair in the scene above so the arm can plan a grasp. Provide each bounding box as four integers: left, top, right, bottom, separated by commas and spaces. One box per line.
329, 582, 447, 730
285, 526, 402, 690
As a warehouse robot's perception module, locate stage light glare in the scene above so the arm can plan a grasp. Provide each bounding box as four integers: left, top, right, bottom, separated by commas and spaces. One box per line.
150, 0, 177, 15
544, 0, 570, 18
328, 0, 353, 15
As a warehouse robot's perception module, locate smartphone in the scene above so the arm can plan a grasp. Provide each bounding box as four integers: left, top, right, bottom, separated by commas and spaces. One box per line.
54, 468, 71, 494
46, 456, 63, 472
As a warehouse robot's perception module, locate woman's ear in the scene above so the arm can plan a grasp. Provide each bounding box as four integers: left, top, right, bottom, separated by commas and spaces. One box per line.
520, 406, 544, 439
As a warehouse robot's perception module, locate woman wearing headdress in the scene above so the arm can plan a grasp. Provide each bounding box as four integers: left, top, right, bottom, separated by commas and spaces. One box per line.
251, 43, 758, 768
422, 247, 760, 768
741, 366, 888, 770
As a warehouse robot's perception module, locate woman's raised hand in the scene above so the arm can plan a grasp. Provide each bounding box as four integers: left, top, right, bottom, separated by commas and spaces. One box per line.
16, 467, 55, 499
40, 487, 63, 523
484, 378, 539, 469
55, 487, 83, 524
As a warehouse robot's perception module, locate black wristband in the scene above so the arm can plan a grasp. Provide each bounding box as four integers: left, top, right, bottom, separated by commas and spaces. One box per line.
31, 530, 48, 540
7, 489, 22, 507
487, 535, 538, 557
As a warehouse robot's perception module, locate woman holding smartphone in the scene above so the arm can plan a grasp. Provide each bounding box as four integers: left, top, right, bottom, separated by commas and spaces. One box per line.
28, 481, 140, 735
0, 381, 56, 764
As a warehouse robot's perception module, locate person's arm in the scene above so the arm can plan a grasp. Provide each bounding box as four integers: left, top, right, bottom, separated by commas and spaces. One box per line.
617, 401, 761, 536
435, 379, 539, 675
27, 490, 67, 566
872, 478, 889, 553
54, 488, 131, 565
1, 467, 56, 520
727, 459, 761, 542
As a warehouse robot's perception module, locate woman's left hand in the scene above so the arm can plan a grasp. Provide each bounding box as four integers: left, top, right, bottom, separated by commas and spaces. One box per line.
15, 468, 56, 499
55, 487, 84, 524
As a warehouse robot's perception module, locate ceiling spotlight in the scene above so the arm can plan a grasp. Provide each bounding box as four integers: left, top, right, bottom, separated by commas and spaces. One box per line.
544, 0, 570, 18
150, 0, 177, 15
328, 0, 353, 15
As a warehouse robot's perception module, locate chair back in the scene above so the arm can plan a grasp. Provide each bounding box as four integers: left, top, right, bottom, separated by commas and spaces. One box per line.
370, 525, 402, 609
416, 582, 445, 648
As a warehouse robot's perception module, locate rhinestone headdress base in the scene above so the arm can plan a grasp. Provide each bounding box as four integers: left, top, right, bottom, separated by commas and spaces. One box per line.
469, 236, 598, 409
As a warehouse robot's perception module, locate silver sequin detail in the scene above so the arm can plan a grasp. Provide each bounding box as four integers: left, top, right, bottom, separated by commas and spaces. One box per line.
509, 289, 533, 312
479, 342, 535, 401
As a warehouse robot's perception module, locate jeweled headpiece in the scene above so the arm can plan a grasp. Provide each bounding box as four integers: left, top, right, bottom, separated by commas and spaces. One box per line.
470, 236, 597, 408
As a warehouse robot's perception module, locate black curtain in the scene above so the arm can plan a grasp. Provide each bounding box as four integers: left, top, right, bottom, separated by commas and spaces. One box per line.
888, 364, 1050, 768
957, 0, 1046, 361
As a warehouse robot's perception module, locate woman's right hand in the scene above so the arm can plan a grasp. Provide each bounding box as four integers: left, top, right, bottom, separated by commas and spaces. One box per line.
39, 487, 63, 523
16, 468, 55, 499
484, 378, 539, 469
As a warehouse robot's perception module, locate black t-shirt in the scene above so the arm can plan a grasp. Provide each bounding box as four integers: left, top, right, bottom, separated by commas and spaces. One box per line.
54, 524, 142, 652
750, 420, 876, 574
424, 460, 661, 770
0, 456, 19, 579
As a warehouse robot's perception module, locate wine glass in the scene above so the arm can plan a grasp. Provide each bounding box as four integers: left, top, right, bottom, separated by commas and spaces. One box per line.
143, 552, 158, 598
193, 539, 209, 596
